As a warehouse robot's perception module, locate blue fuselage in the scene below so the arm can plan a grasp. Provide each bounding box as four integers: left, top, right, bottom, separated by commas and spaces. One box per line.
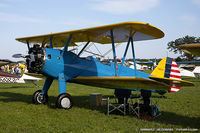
41, 48, 149, 79
40, 48, 165, 94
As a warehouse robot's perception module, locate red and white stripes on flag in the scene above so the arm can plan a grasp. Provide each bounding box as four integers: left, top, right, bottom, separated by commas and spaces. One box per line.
169, 59, 181, 92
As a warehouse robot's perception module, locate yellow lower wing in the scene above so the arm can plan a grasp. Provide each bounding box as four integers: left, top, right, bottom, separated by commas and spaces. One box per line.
73, 77, 170, 91
149, 76, 194, 87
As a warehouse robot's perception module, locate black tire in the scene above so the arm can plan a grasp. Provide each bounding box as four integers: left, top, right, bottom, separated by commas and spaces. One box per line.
32, 90, 48, 104
56, 93, 73, 109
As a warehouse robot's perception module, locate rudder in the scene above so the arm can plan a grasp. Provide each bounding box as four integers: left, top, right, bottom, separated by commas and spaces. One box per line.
151, 57, 181, 93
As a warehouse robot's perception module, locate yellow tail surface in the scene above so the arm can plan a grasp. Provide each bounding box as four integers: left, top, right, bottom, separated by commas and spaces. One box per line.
150, 57, 186, 93
151, 57, 167, 78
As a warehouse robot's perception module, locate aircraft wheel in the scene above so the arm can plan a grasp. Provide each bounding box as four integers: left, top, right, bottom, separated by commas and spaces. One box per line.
56, 93, 73, 109
32, 90, 48, 104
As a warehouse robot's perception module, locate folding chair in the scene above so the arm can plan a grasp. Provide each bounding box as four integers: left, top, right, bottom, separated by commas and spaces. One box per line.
129, 96, 160, 118
107, 96, 127, 115
128, 96, 141, 118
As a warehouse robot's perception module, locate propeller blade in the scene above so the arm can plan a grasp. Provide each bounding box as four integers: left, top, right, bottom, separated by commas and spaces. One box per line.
12, 54, 25, 58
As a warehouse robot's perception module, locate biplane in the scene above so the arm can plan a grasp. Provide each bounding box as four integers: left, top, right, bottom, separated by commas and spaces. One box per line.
177, 43, 200, 78
15, 22, 194, 110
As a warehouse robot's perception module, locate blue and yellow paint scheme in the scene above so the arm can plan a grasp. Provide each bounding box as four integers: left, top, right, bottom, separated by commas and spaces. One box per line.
15, 22, 194, 109
42, 48, 170, 92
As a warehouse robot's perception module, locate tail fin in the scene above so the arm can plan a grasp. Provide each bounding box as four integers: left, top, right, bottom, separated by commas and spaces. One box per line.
151, 57, 181, 93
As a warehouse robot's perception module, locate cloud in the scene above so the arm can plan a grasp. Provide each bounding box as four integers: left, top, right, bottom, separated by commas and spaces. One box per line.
0, 12, 47, 23
180, 14, 197, 25
191, 0, 200, 8
90, 0, 159, 14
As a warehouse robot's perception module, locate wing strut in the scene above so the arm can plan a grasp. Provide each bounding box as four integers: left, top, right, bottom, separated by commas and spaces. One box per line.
83, 50, 104, 57
130, 37, 137, 75
49, 37, 53, 48
110, 30, 117, 76
101, 43, 121, 59
121, 37, 131, 66
26, 40, 30, 50
78, 41, 90, 57
62, 34, 72, 55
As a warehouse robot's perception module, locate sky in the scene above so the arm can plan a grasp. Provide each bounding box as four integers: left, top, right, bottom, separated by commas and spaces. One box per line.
0, 0, 200, 61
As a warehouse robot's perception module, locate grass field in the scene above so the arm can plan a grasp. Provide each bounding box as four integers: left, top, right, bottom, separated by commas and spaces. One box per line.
0, 77, 200, 132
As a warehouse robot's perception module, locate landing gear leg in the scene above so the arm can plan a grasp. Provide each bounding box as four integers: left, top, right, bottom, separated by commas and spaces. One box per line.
32, 76, 53, 104
114, 89, 131, 104
56, 73, 73, 109
140, 90, 152, 116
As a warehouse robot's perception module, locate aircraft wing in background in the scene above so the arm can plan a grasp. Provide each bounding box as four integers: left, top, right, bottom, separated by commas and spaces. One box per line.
177, 43, 200, 56
0, 59, 15, 67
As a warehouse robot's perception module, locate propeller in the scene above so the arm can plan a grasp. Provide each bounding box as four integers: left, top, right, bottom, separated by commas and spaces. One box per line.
12, 44, 45, 74
12, 54, 27, 58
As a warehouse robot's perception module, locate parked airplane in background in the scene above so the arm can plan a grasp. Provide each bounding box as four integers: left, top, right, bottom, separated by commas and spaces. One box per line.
136, 60, 200, 78
180, 68, 195, 77
177, 43, 200, 56
127, 61, 146, 71
0, 59, 14, 66
193, 66, 200, 78
179, 66, 200, 78
15, 22, 194, 111
177, 44, 200, 78
0, 59, 42, 84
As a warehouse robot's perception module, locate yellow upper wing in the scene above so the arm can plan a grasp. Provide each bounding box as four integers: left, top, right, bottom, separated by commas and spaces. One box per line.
16, 21, 164, 47
177, 43, 200, 56
73, 77, 170, 91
